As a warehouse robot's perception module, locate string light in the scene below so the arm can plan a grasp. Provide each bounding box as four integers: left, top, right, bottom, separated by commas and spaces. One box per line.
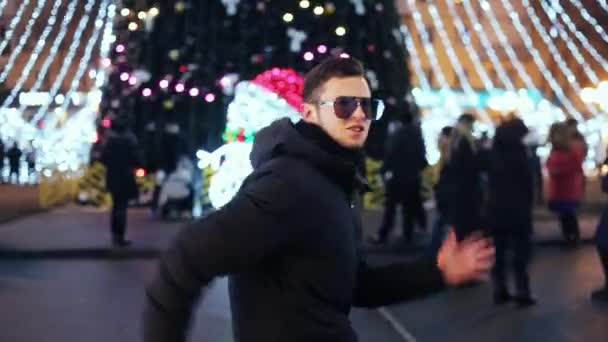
0, 0, 46, 83
283, 13, 294, 22
299, 0, 310, 9
498, 0, 587, 120
0, 0, 66, 110
568, 0, 608, 44
94, 3, 116, 88
469, 0, 582, 121
335, 26, 346, 36
59, 2, 108, 115
597, 0, 608, 13
445, 0, 504, 91
313, 6, 324, 15
0, 0, 9, 17
410, 12, 450, 92
459, 1, 515, 91
525, 0, 601, 90
30, 0, 103, 124
0, 0, 31, 56
426, 3, 492, 123
546, 0, 608, 73
16, 0, 89, 115
400, 25, 431, 91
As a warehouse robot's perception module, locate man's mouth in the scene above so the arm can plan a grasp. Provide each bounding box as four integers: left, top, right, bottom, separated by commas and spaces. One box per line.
347, 125, 365, 133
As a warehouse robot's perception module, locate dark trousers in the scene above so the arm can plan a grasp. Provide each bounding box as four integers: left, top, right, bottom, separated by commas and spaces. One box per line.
377, 181, 425, 243
111, 192, 129, 239
492, 232, 532, 297
558, 212, 580, 241
428, 214, 447, 256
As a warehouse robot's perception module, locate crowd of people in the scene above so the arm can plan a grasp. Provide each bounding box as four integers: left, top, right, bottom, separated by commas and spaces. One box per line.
371, 112, 608, 305
0, 137, 37, 185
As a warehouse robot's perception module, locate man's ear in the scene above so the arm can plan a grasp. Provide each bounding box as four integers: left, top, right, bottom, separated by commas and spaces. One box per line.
301, 103, 317, 124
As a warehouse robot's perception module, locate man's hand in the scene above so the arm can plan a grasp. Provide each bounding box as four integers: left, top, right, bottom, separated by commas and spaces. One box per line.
436, 230, 495, 286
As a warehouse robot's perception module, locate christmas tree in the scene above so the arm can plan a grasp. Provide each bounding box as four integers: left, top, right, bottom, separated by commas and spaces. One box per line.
101, 0, 417, 172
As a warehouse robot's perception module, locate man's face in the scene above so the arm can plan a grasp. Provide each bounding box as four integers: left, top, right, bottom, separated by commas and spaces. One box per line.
302, 76, 372, 149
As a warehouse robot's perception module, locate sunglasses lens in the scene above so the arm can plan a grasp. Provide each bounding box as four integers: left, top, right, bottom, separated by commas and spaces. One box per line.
334, 97, 358, 119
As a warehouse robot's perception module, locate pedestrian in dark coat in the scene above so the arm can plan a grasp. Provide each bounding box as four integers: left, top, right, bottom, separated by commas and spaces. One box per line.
101, 118, 139, 246
372, 120, 428, 244
442, 113, 484, 240
142, 57, 495, 342
7, 143, 22, 184
488, 118, 536, 307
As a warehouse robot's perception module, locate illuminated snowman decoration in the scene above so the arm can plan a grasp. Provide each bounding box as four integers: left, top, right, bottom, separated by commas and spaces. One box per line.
199, 68, 304, 208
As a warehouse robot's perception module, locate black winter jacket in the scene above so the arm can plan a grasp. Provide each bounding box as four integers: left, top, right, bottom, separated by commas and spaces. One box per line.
143, 118, 445, 342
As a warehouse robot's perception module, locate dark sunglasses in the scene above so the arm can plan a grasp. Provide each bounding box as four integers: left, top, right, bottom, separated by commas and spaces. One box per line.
310, 96, 385, 121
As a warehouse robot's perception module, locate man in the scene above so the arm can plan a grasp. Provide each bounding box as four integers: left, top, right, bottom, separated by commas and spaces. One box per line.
101, 117, 139, 246
143, 57, 495, 342
7, 142, 22, 184
371, 116, 428, 244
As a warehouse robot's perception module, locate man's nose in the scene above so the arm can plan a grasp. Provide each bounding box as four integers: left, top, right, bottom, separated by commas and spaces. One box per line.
351, 103, 367, 120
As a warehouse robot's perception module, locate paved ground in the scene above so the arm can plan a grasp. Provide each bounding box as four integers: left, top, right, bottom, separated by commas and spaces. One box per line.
0, 205, 606, 341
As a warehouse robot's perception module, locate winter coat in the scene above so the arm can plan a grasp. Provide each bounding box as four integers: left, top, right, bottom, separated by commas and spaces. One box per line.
381, 124, 428, 187
143, 118, 445, 342
101, 130, 139, 198
441, 133, 483, 237
488, 122, 534, 234
546, 143, 585, 202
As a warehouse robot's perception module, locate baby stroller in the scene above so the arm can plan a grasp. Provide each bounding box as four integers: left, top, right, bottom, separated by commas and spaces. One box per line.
158, 157, 194, 220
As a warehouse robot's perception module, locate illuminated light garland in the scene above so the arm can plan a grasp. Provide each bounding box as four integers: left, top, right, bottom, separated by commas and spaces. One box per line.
546, 0, 608, 73
568, 0, 608, 44
498, 0, 590, 120
426, 3, 492, 124
0, 0, 30, 56
0, 0, 46, 83
94, 3, 116, 88
0, 0, 9, 17
1, 0, 67, 110
409, 12, 449, 91
18, 0, 89, 115
400, 24, 431, 91
460, 1, 516, 91
535, 0, 600, 85
471, 0, 583, 121
519, 0, 599, 117
30, 0, 99, 125
445, 0, 507, 91
597, 0, 608, 13
59, 3, 108, 115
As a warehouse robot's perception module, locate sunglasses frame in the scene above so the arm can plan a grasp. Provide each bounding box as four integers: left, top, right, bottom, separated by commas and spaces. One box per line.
310, 96, 385, 121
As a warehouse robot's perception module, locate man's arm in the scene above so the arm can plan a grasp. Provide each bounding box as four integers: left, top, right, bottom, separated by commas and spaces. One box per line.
353, 230, 495, 308
143, 171, 300, 342
352, 256, 446, 308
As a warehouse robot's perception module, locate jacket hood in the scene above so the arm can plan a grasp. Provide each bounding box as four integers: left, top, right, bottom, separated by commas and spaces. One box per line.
250, 118, 368, 191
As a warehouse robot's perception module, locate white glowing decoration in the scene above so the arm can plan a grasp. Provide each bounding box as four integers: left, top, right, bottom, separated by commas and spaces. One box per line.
30, 0, 99, 124
226, 82, 301, 132
545, 1, 608, 73
491, 0, 583, 120
518, 0, 599, 116
287, 27, 307, 52
350, 0, 365, 15
0, 0, 30, 56
206, 142, 254, 208
537, 1, 600, 84
426, 3, 492, 123
400, 25, 430, 91
0, 0, 47, 83
0, 0, 67, 111
200, 79, 302, 208
568, 0, 608, 44
221, 0, 240, 15
409, 12, 449, 92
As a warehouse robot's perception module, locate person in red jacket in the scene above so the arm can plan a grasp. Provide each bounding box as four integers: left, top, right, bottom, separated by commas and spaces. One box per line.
546, 122, 585, 244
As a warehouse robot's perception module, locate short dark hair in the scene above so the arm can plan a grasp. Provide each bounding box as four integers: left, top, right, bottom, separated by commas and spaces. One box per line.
302, 57, 366, 102
457, 113, 476, 125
